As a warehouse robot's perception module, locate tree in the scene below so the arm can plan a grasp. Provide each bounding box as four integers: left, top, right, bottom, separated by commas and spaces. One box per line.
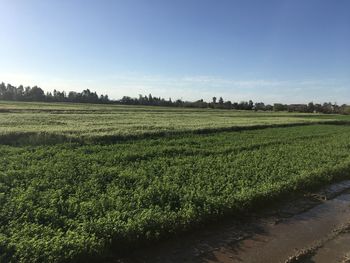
148, 94, 153, 104
254, 102, 265, 111
224, 100, 232, 109
307, 102, 315, 113
27, 86, 45, 101
248, 100, 254, 110
273, 103, 287, 111
265, 104, 273, 111
0, 83, 6, 100
17, 85, 24, 100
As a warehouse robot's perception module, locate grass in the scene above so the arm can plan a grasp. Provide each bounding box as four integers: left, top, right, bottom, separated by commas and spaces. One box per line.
1, 101, 350, 262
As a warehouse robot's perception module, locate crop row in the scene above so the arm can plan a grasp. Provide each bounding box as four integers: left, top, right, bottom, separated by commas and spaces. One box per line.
1, 102, 349, 145
1, 125, 350, 262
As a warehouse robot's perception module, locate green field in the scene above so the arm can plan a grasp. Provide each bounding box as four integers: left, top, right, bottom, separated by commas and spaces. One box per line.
0, 101, 348, 145
1, 101, 350, 262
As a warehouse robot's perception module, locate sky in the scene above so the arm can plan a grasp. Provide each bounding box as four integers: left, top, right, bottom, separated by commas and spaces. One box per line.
0, 0, 349, 104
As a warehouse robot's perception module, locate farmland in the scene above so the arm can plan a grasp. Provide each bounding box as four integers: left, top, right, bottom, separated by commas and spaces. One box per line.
0, 101, 348, 145
1, 101, 350, 262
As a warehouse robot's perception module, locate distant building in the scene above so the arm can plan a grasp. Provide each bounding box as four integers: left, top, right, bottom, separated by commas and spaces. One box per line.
287, 104, 308, 112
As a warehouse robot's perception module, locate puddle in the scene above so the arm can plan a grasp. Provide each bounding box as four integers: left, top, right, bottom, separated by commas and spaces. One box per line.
106, 180, 350, 263
207, 193, 350, 263
309, 231, 350, 263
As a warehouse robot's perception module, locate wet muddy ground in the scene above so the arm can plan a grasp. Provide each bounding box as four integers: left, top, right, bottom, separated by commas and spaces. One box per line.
106, 181, 350, 263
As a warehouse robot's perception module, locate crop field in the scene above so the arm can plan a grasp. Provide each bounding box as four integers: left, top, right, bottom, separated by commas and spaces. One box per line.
0, 101, 348, 145
1, 101, 350, 262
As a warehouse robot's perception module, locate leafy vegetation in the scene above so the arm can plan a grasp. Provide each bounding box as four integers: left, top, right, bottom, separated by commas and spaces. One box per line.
0, 101, 349, 145
1, 121, 350, 262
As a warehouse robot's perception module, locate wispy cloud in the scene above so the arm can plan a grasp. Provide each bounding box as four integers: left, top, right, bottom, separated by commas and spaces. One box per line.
0, 72, 349, 104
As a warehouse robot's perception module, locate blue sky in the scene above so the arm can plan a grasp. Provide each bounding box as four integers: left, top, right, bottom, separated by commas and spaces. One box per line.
0, 0, 349, 103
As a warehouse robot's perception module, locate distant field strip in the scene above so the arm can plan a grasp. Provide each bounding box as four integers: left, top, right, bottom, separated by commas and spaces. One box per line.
0, 101, 349, 144
1, 124, 350, 262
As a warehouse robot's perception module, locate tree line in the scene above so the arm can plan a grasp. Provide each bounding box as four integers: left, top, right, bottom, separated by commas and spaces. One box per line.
1, 82, 349, 114
120, 95, 350, 114
0, 82, 109, 103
